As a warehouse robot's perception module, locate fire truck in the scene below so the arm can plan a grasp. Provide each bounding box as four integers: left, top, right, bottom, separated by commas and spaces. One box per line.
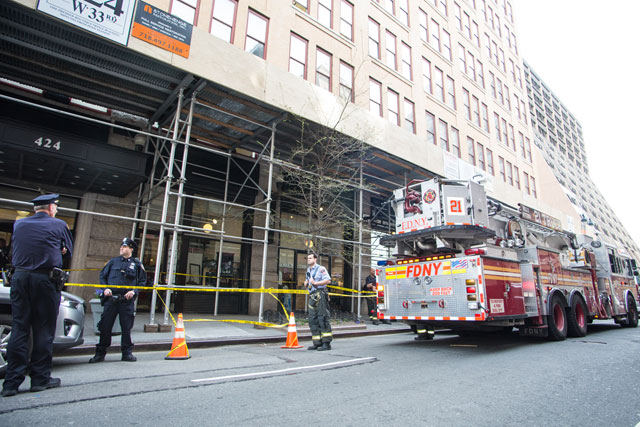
377, 178, 639, 340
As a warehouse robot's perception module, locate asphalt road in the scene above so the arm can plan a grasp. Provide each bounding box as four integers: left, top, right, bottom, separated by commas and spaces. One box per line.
1, 320, 639, 426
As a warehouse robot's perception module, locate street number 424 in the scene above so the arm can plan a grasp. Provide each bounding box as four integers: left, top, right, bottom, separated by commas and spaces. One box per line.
34, 137, 62, 151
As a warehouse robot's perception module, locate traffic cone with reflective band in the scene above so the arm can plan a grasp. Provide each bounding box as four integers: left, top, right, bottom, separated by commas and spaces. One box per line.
165, 313, 191, 360
281, 312, 303, 349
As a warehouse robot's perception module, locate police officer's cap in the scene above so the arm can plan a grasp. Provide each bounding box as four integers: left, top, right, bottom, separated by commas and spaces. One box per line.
121, 237, 138, 251
31, 193, 59, 205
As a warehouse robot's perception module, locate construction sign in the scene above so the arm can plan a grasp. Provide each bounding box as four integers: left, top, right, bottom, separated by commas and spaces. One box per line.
131, 1, 192, 58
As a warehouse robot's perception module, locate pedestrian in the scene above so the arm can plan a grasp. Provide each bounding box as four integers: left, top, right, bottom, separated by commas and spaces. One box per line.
89, 237, 146, 363
0, 238, 10, 271
364, 268, 379, 325
2, 194, 73, 397
304, 252, 333, 351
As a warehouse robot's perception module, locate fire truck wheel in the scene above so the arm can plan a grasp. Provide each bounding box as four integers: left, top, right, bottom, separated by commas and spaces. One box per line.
621, 295, 638, 328
547, 294, 568, 341
567, 298, 588, 337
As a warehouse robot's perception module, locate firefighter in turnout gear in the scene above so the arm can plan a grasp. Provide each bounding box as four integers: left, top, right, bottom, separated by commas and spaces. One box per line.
304, 253, 333, 351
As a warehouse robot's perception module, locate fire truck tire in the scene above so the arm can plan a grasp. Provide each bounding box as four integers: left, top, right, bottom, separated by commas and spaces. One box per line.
547, 294, 568, 341
567, 297, 588, 337
621, 295, 638, 328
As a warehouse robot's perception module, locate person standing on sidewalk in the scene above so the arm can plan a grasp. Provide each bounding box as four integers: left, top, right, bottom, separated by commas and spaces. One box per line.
364, 268, 379, 325
89, 237, 146, 363
304, 253, 333, 351
2, 194, 73, 397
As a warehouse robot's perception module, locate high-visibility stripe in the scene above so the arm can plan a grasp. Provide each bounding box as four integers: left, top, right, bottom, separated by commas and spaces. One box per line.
381, 314, 484, 321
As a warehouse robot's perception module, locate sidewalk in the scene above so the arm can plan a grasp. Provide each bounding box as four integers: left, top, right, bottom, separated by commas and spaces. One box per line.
58, 312, 411, 356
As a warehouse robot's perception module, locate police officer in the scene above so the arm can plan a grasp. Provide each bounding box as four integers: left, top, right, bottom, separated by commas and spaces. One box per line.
2, 194, 73, 397
304, 253, 333, 351
89, 237, 146, 363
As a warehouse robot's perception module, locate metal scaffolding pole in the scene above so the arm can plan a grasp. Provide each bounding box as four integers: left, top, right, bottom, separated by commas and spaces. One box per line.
357, 159, 364, 319
257, 125, 276, 324
214, 151, 232, 316
149, 89, 184, 326
163, 93, 196, 326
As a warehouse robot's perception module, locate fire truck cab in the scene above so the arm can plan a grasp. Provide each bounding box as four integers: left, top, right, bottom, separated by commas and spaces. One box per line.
377, 178, 638, 341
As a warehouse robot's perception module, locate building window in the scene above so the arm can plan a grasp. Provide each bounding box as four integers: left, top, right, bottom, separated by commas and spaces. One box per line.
458, 44, 467, 74
451, 127, 460, 157
404, 99, 415, 133
434, 67, 444, 103
435, 0, 448, 15
340, 0, 353, 41
442, 30, 452, 60
388, 89, 400, 125
467, 137, 475, 165
462, 89, 471, 120
370, 79, 383, 117
519, 131, 525, 157
430, 19, 441, 52
426, 111, 436, 145
477, 60, 485, 87
506, 161, 513, 185
289, 33, 308, 79
529, 176, 538, 199
523, 172, 530, 194
486, 148, 494, 175
339, 61, 353, 102
383, 0, 395, 14
318, 0, 332, 28
439, 119, 449, 151
468, 52, 476, 80
454, 3, 462, 30
526, 137, 532, 162
498, 156, 505, 181
494, 113, 501, 141
294, 0, 309, 13
514, 165, 520, 189
477, 142, 485, 170
315, 48, 332, 91
418, 9, 428, 42
445, 76, 456, 109
245, 9, 268, 59
508, 124, 515, 151
481, 103, 489, 132
501, 118, 508, 146
472, 96, 480, 126
401, 42, 412, 80
398, 0, 409, 25
385, 31, 397, 70
368, 19, 380, 59
422, 57, 432, 94
210, 0, 237, 42
172, 0, 199, 24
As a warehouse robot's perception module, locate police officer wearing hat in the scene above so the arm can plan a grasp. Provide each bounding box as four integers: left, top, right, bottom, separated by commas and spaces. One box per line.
89, 237, 146, 363
2, 194, 73, 397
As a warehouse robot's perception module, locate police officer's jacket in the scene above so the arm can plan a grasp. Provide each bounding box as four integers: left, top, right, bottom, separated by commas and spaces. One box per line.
100, 256, 146, 296
11, 211, 73, 270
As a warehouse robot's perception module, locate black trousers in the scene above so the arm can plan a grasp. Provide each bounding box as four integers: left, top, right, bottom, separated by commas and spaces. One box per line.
96, 297, 135, 356
308, 290, 332, 345
3, 271, 60, 390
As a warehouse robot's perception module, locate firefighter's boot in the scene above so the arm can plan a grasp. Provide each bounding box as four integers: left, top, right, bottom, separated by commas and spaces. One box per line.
317, 342, 332, 351
414, 329, 435, 341
308, 344, 321, 350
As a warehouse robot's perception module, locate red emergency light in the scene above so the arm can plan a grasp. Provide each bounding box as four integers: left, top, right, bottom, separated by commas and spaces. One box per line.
464, 248, 486, 256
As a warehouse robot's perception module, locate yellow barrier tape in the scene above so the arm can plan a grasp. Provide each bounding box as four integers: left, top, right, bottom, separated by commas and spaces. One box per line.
153, 289, 288, 330
166, 340, 189, 358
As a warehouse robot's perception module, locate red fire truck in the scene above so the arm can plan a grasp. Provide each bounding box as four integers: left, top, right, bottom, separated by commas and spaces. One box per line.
377, 178, 638, 340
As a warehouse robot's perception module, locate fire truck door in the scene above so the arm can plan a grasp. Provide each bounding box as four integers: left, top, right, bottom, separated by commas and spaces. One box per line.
483, 258, 526, 317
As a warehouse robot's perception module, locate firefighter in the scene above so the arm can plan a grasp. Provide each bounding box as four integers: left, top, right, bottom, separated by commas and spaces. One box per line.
304, 253, 333, 351
364, 268, 379, 324
415, 326, 435, 341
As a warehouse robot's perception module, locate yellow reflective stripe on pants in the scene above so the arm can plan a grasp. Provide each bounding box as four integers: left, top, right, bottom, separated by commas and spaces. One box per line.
321, 332, 333, 338
312, 335, 321, 340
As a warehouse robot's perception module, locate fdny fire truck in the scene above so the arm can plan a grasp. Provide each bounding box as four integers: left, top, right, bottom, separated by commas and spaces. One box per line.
377, 178, 638, 340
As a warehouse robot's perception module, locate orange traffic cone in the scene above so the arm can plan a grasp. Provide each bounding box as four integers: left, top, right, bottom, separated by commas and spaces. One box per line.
165, 313, 191, 360
281, 312, 303, 349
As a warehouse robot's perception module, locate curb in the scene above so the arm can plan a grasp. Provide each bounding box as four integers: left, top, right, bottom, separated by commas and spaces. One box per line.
56, 326, 413, 356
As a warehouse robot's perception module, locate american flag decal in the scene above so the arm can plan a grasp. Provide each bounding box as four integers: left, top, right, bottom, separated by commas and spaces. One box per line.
451, 259, 468, 273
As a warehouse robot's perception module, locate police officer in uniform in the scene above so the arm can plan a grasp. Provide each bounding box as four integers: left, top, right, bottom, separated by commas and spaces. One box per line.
304, 253, 333, 351
2, 194, 73, 397
89, 237, 146, 363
